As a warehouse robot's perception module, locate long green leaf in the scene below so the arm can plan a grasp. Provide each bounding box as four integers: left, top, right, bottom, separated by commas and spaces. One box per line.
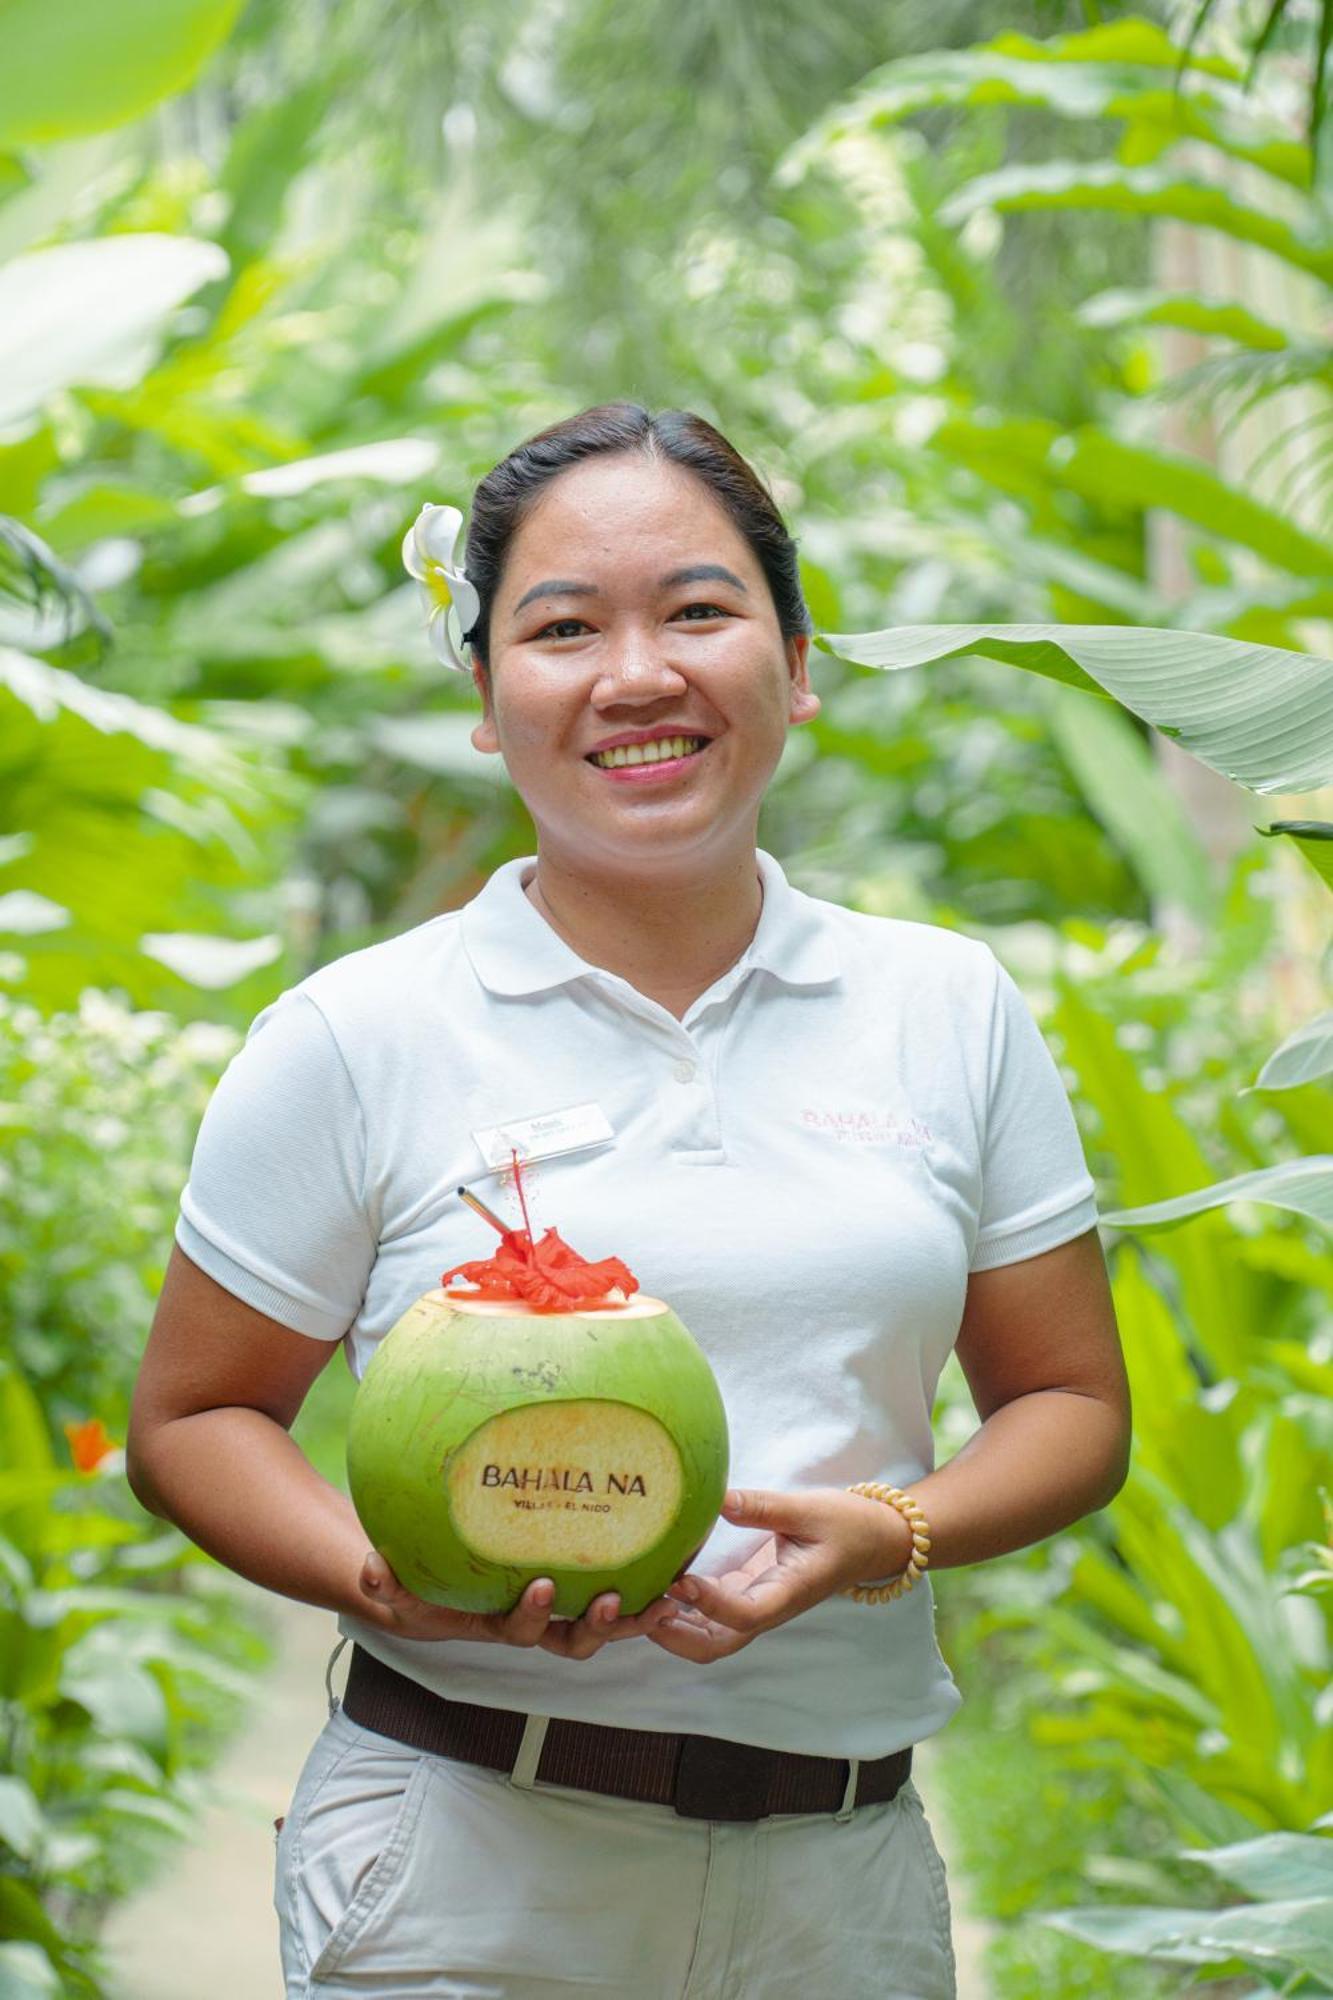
0, 647, 288, 1011
1110, 1474, 1303, 1768
933, 413, 1333, 576
1043, 682, 1217, 919
1245, 1011, 1333, 1093
1051, 976, 1259, 1376
0, 646, 250, 777
782, 23, 1309, 188
1260, 820, 1333, 891
0, 235, 230, 434
1044, 1896, 1333, 1979
815, 625, 1333, 794
1104, 1156, 1333, 1232
940, 161, 1333, 283
0, 1942, 61, 1997
0, 0, 243, 148
1075, 287, 1290, 350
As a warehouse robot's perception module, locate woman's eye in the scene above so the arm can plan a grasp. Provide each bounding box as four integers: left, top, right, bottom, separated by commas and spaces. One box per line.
674, 602, 729, 621
536, 618, 590, 640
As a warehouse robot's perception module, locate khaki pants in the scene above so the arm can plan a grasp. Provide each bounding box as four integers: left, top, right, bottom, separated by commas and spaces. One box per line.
276, 1701, 958, 1999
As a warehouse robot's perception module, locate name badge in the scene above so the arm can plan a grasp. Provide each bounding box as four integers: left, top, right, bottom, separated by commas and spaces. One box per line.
471, 1101, 615, 1176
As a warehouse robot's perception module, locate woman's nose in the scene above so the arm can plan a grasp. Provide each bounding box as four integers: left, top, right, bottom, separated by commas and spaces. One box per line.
593, 631, 687, 701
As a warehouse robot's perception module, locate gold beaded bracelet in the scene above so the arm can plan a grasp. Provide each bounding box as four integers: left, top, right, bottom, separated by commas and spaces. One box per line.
841, 1482, 932, 1604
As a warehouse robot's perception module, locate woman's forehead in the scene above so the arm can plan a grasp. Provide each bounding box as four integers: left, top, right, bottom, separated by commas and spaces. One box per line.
505, 457, 756, 583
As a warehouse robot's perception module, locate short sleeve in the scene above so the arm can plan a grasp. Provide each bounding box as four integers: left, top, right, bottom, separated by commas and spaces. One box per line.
175, 990, 376, 1339
969, 954, 1099, 1272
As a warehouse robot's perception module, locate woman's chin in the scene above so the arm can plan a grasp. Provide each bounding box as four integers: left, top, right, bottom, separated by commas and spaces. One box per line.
534, 810, 753, 874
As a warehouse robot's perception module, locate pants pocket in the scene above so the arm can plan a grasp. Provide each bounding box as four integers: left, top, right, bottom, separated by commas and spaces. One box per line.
278, 1710, 428, 1993
898, 1780, 958, 1994
307, 1759, 430, 1983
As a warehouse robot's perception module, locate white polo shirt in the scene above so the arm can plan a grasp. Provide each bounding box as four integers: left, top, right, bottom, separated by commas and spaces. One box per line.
176, 847, 1098, 1758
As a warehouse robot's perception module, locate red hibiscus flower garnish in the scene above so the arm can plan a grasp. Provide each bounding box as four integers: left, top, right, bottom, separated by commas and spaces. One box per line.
442, 1153, 638, 1312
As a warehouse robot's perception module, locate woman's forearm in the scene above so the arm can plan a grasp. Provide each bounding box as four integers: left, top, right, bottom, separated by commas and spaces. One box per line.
129, 1407, 376, 1622
906, 1388, 1130, 1571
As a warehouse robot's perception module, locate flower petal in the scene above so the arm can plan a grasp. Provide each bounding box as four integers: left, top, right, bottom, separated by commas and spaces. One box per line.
401, 520, 427, 582
417, 503, 465, 569
427, 604, 467, 672
448, 572, 481, 632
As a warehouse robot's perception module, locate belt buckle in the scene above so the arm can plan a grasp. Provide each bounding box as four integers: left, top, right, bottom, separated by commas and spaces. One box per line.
674, 1734, 773, 1822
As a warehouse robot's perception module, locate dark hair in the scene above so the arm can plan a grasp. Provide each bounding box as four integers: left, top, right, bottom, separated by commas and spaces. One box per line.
461, 401, 811, 674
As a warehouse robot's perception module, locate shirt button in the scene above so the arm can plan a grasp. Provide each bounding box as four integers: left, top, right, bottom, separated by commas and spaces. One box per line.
672, 1059, 697, 1084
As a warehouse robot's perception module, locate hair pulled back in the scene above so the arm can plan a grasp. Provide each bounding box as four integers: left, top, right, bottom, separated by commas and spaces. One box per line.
461, 401, 811, 673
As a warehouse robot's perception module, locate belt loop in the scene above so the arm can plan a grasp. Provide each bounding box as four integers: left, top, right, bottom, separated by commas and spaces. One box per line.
509, 1713, 550, 1791
834, 1758, 860, 1823
324, 1636, 349, 1717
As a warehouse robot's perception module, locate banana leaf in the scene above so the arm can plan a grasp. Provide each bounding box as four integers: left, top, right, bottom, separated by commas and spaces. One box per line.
1245, 1011, 1333, 1093
1104, 1157, 1333, 1233
816, 625, 1333, 794
1260, 821, 1333, 891
0, 0, 242, 149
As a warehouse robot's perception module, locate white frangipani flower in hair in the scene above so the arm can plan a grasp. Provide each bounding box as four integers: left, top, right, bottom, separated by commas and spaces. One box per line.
401, 503, 482, 674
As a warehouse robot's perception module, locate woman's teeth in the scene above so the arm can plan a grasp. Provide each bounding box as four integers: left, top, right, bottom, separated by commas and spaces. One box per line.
589, 735, 707, 769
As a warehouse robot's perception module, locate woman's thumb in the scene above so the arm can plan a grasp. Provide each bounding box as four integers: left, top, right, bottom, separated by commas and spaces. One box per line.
720, 1487, 803, 1530
360, 1549, 394, 1595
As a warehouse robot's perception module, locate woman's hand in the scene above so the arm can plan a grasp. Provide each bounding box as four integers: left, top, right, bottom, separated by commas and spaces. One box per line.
649, 1487, 914, 1664
357, 1550, 678, 1660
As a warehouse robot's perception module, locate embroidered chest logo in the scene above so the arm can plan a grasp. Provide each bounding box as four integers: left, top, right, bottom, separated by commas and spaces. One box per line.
800, 1107, 934, 1149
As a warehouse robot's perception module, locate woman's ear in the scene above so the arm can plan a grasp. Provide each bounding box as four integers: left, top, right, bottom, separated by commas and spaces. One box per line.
470, 661, 501, 753
786, 634, 820, 726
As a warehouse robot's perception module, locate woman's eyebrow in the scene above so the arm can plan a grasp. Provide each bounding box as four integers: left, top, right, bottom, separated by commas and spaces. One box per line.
512, 579, 598, 617
511, 563, 749, 620
662, 564, 748, 593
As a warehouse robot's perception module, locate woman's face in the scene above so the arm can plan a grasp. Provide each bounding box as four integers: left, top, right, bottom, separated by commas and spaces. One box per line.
470, 454, 819, 879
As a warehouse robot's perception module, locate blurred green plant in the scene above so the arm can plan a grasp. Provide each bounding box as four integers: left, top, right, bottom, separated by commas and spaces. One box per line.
791, 16, 1333, 1991
0, 989, 241, 1422
0, 1360, 266, 1996
0, 985, 269, 1996
1046, 1819, 1333, 1992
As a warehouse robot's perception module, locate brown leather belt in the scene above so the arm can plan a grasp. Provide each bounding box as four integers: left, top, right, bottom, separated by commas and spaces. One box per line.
341, 1645, 912, 1824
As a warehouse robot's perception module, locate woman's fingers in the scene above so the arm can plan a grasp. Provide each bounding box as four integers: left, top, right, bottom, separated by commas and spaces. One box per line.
536, 1590, 677, 1658
358, 1555, 682, 1653
648, 1606, 745, 1663
491, 1576, 558, 1646
360, 1555, 559, 1645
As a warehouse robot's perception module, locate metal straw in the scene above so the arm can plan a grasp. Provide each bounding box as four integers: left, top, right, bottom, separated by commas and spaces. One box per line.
456, 1183, 509, 1235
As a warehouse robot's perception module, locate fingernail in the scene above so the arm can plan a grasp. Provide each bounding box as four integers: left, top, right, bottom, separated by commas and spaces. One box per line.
532, 1582, 553, 1606
674, 1578, 700, 1603
362, 1574, 380, 1591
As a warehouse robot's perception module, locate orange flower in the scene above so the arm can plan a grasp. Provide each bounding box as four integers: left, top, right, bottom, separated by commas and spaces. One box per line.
64, 1417, 116, 1473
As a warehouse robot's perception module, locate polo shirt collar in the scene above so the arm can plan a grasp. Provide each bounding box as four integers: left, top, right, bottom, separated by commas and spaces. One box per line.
460, 849, 841, 999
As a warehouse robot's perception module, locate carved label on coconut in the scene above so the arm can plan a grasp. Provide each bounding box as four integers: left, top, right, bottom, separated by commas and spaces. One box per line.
448, 1400, 684, 1567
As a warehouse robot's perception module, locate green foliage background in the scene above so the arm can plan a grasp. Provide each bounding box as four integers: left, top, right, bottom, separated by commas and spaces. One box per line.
1, 0, 1331, 1994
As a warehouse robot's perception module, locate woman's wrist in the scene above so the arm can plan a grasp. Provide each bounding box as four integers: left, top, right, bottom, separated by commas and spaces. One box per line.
844, 1487, 916, 1586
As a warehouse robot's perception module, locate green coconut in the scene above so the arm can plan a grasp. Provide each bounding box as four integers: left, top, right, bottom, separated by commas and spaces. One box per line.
346, 1289, 729, 1618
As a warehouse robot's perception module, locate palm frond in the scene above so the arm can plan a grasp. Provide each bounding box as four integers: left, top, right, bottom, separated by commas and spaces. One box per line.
1179, 0, 1333, 164
1142, 341, 1333, 424
0, 517, 113, 654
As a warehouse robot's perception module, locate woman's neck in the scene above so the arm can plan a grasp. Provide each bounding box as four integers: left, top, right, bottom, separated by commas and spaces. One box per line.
523, 847, 764, 1021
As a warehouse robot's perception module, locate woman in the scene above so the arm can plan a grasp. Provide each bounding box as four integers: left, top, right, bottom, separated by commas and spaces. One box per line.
127, 402, 1131, 1999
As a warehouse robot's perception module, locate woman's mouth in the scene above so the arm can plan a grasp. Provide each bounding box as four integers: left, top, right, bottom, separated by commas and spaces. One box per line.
585, 734, 711, 781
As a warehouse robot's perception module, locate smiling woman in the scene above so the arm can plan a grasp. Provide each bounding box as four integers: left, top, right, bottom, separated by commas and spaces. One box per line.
128, 401, 1129, 2000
